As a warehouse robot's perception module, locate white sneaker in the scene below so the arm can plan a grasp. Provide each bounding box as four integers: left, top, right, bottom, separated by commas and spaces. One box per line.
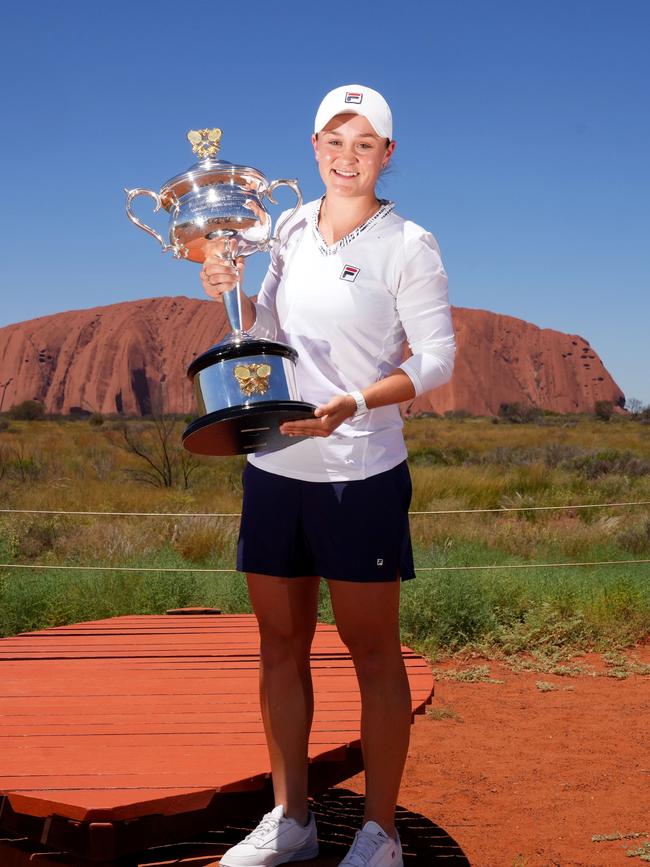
338, 821, 403, 867
219, 804, 319, 866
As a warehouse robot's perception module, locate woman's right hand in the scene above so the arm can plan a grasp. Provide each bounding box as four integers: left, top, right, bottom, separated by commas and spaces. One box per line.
200, 238, 245, 302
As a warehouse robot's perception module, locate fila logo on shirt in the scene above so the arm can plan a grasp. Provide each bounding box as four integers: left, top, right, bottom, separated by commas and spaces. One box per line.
345, 91, 363, 104
340, 264, 360, 282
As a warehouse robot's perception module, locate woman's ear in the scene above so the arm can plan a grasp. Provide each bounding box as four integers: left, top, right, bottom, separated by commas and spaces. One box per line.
383, 139, 396, 167
311, 133, 319, 161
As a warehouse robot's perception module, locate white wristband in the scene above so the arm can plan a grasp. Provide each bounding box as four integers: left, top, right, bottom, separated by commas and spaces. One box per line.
348, 390, 369, 417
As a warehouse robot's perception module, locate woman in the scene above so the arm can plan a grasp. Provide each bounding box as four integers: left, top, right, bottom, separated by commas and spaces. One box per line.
201, 84, 456, 867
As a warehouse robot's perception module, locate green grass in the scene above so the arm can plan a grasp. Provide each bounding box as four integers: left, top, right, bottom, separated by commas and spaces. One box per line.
0, 549, 251, 638
1, 414, 649, 656
426, 703, 463, 721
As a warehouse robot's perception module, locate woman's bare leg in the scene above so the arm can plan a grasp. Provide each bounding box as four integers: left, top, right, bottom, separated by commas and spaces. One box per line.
247, 573, 320, 825
328, 578, 411, 839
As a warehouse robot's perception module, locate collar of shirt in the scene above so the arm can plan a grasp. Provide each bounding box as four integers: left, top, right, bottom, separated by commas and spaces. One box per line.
310, 196, 395, 257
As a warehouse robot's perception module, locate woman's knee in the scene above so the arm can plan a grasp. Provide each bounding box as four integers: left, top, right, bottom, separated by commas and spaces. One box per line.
328, 578, 401, 652
248, 573, 319, 665
259, 624, 313, 661
337, 628, 402, 669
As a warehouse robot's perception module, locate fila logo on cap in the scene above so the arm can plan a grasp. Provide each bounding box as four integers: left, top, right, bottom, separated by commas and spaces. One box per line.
345, 91, 363, 104
340, 265, 360, 282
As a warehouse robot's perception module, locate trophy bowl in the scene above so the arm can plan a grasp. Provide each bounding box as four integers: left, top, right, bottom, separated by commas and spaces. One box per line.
125, 128, 316, 456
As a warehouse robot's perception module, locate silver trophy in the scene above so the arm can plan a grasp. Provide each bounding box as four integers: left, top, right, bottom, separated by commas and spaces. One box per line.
125, 128, 316, 456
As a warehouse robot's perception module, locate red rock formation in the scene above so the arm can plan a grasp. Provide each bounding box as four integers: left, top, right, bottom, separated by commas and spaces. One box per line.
0, 297, 229, 416
404, 307, 624, 416
0, 297, 624, 416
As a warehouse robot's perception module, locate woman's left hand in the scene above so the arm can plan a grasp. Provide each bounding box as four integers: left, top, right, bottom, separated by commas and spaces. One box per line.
280, 394, 357, 438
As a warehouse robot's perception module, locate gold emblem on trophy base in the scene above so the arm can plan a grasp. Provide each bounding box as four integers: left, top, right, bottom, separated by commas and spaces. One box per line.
234, 363, 272, 396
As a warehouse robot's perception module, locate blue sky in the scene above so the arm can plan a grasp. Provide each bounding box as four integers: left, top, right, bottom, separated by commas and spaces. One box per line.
2, 0, 648, 403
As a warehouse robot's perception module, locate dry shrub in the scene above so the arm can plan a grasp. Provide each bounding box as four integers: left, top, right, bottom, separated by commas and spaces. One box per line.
412, 463, 555, 514
409, 446, 469, 466
616, 517, 650, 554
498, 492, 541, 522
412, 465, 505, 511
411, 511, 625, 562
55, 520, 169, 563
170, 518, 238, 563
11, 517, 61, 559
86, 447, 116, 480
564, 449, 650, 479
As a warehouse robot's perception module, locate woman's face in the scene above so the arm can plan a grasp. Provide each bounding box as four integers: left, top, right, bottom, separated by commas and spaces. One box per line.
312, 113, 395, 199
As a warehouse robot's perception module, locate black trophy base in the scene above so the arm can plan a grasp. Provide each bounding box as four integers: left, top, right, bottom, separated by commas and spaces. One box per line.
181, 401, 317, 456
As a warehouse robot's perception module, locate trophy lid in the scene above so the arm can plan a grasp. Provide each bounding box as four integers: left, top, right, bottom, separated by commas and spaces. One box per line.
187, 337, 299, 380
160, 128, 269, 208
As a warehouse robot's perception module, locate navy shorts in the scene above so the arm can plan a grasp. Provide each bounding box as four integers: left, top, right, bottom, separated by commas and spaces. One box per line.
236, 461, 416, 582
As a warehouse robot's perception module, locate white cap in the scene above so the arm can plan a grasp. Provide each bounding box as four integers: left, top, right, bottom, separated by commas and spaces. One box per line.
314, 84, 393, 140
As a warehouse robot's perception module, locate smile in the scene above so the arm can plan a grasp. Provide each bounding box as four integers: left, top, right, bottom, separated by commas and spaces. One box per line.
332, 169, 359, 178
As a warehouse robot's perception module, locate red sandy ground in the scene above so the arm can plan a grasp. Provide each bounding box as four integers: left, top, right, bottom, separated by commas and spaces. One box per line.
340, 643, 650, 867
135, 643, 649, 867
3, 646, 648, 866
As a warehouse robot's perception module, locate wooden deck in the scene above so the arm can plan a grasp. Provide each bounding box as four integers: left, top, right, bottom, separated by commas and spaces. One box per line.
0, 610, 435, 863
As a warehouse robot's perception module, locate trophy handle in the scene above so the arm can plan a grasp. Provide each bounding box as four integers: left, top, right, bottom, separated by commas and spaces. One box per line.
264, 179, 302, 249
124, 188, 186, 258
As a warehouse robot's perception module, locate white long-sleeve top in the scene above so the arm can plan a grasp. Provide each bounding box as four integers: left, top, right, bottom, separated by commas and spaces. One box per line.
247, 198, 456, 481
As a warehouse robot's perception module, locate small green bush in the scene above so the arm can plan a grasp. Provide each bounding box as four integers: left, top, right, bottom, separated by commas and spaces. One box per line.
443, 408, 473, 419
563, 449, 650, 479
499, 403, 544, 424
410, 446, 470, 466
8, 400, 46, 420
594, 400, 614, 421
616, 517, 650, 554
171, 519, 237, 563
498, 402, 544, 424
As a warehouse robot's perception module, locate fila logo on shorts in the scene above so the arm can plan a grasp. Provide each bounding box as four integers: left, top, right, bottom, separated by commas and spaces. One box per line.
345, 91, 363, 104
340, 265, 360, 282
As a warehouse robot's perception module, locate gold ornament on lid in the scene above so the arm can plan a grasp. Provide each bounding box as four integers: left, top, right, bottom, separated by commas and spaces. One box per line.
187, 128, 222, 160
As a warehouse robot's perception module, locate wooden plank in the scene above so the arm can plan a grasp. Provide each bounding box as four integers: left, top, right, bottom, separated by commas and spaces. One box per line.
0, 698, 364, 713
2, 749, 352, 821
0, 612, 433, 833
0, 712, 364, 729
